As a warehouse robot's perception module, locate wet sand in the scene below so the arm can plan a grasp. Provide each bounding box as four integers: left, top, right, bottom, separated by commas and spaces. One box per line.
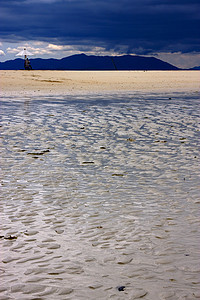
0, 72, 200, 299
0, 70, 200, 96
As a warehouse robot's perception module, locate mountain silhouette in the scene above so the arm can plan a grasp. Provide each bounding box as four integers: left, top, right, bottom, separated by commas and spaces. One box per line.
0, 53, 179, 70
190, 66, 200, 70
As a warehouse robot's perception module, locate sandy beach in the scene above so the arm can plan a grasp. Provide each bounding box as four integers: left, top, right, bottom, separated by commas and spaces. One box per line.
0, 70, 199, 96
0, 71, 200, 299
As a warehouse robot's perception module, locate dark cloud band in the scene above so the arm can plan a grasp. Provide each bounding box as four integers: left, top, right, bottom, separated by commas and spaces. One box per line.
0, 0, 199, 54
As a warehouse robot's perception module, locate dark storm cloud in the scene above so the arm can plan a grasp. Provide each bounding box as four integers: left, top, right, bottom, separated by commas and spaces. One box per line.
0, 0, 199, 54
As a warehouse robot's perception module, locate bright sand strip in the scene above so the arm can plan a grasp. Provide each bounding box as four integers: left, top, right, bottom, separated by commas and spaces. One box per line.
0, 70, 199, 96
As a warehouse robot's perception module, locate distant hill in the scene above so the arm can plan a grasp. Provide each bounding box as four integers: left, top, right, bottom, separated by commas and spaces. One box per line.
0, 53, 179, 70
190, 66, 200, 70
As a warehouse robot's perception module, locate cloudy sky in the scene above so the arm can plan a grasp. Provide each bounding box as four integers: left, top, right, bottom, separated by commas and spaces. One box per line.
0, 0, 199, 68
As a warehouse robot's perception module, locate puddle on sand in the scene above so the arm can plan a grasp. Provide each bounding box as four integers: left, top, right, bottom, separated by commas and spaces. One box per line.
0, 92, 200, 299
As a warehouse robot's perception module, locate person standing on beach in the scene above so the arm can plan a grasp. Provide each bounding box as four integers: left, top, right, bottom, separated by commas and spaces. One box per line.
24, 57, 32, 70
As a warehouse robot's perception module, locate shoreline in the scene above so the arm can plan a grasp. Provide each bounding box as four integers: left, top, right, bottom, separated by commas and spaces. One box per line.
0, 70, 199, 97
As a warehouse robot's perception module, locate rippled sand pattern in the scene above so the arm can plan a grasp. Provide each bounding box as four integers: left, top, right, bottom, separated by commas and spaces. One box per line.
0, 92, 200, 299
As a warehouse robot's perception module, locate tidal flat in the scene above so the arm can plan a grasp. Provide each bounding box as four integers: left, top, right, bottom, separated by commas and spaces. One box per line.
0, 91, 200, 299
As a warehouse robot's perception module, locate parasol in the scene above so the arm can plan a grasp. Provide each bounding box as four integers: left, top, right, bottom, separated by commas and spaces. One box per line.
16, 48, 33, 70
16, 48, 33, 58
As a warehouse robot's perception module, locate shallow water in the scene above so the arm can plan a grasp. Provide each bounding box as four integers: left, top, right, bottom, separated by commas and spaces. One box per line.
0, 92, 200, 300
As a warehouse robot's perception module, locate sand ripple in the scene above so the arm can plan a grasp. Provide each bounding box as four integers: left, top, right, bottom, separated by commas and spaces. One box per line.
0, 92, 199, 299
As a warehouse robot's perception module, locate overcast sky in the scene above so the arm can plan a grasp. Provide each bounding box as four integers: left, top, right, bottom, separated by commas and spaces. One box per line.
0, 0, 200, 68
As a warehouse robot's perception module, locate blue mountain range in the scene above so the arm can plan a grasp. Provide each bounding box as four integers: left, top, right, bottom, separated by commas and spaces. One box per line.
0, 53, 179, 70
